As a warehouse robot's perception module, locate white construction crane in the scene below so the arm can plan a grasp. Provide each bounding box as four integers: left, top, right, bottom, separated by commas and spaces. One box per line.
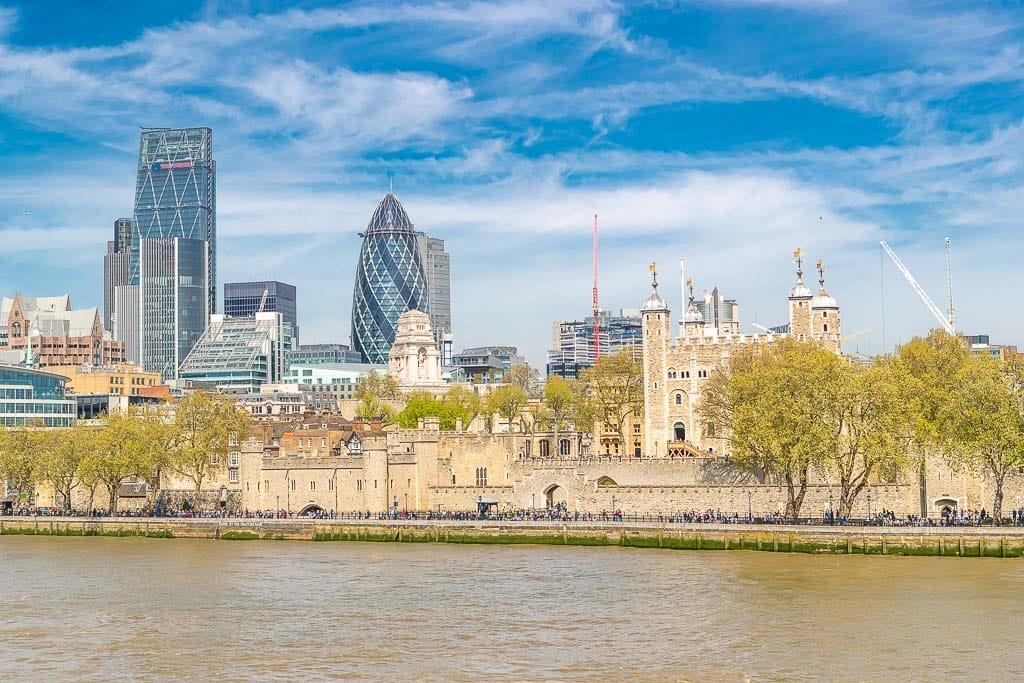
879, 240, 955, 335
257, 288, 270, 314
945, 237, 955, 331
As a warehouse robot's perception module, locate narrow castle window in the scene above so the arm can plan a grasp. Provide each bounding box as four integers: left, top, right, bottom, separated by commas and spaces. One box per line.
675, 393, 682, 405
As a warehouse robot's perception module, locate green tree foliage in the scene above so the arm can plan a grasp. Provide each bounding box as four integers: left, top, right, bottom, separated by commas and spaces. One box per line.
701, 339, 837, 521
93, 413, 148, 512
894, 329, 971, 515
579, 349, 643, 445
354, 370, 402, 423
444, 385, 482, 431
487, 385, 528, 432
544, 375, 574, 442
0, 425, 43, 506
941, 355, 1024, 522
37, 427, 97, 512
819, 357, 913, 517
170, 392, 253, 497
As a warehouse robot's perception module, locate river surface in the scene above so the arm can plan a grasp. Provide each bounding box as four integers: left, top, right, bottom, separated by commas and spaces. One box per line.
0, 537, 1022, 681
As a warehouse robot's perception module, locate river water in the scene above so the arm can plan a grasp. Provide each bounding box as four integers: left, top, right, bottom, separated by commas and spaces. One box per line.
0, 537, 1021, 681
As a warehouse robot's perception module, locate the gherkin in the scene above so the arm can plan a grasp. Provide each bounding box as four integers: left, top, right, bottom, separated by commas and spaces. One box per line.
351, 193, 430, 364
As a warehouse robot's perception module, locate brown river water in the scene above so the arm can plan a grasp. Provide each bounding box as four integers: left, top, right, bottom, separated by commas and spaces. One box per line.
0, 537, 1022, 682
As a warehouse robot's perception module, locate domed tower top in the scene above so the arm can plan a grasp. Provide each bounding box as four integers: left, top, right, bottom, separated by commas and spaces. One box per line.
641, 262, 668, 312
788, 248, 813, 338
811, 259, 839, 310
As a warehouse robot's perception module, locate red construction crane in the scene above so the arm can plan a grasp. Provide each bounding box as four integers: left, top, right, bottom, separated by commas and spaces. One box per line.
593, 213, 600, 364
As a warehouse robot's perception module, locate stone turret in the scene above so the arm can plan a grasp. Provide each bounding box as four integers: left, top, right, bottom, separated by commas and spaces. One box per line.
641, 263, 670, 458
811, 260, 841, 351
788, 249, 813, 340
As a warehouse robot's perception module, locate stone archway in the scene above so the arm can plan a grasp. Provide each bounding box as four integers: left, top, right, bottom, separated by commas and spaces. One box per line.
934, 498, 958, 520
673, 422, 686, 441
299, 504, 325, 517
544, 484, 566, 508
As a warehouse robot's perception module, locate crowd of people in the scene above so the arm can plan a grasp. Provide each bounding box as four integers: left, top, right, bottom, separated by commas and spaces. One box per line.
5, 504, 1024, 526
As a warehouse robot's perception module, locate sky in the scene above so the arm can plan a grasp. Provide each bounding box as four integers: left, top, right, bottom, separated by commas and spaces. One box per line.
0, 0, 1022, 365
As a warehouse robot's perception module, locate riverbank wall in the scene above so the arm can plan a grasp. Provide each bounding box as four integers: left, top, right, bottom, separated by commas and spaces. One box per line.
4, 517, 1024, 557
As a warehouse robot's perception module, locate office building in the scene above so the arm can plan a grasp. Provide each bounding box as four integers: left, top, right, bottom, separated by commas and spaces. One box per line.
224, 281, 297, 344
416, 232, 451, 338
49, 363, 163, 397
452, 346, 526, 384
351, 193, 429, 364
129, 127, 216, 376
139, 237, 209, 380
288, 343, 363, 365
178, 312, 291, 394
103, 218, 132, 332
0, 294, 124, 368
284, 362, 384, 407
546, 309, 643, 378
694, 286, 740, 335
0, 364, 77, 427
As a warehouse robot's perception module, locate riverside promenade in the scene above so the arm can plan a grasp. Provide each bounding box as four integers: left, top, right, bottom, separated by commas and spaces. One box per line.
3, 516, 1024, 557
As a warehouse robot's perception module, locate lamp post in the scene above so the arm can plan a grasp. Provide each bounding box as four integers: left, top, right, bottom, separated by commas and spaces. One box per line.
612, 495, 617, 521
747, 491, 752, 522
276, 495, 279, 519
867, 493, 872, 522
393, 496, 398, 519
404, 492, 408, 514
828, 491, 834, 524
532, 493, 536, 510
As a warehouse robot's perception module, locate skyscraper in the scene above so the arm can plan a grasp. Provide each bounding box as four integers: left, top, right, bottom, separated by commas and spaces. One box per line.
139, 237, 208, 379
103, 217, 132, 332
129, 127, 216, 376
351, 193, 429, 364
416, 232, 452, 341
224, 280, 297, 344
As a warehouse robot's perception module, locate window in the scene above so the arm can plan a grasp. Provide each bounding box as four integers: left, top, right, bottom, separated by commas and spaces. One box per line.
675, 393, 682, 405
682, 371, 690, 378
698, 370, 708, 379
209, 453, 220, 465
228, 451, 240, 467
290, 479, 296, 491
228, 469, 238, 484
475, 467, 488, 486
823, 324, 828, 332
310, 481, 316, 491
559, 439, 571, 456
539, 440, 550, 457
667, 368, 677, 379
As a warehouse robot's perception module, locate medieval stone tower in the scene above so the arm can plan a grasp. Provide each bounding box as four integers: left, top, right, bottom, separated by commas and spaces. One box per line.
641, 265, 670, 458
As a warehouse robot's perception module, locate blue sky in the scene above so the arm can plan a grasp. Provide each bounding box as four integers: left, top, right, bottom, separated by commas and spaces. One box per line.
1, 0, 1022, 364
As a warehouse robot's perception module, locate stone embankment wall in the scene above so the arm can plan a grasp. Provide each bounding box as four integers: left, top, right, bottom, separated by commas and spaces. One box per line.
3, 518, 1024, 557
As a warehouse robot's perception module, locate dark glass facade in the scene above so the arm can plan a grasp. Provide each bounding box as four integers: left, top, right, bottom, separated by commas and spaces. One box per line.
131, 127, 216, 314
224, 281, 297, 341
139, 237, 208, 379
0, 366, 76, 427
351, 193, 430, 364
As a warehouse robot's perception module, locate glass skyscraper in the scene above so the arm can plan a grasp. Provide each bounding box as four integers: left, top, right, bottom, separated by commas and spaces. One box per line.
131, 127, 216, 312
351, 193, 430, 364
224, 280, 297, 344
129, 127, 215, 377
103, 217, 132, 332
139, 237, 208, 380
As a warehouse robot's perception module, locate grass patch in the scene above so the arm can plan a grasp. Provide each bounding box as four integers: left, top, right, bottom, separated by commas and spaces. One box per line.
220, 530, 259, 540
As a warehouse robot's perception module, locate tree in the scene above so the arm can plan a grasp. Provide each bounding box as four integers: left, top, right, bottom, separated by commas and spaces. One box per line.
171, 392, 253, 500
135, 412, 179, 509
0, 425, 44, 507
38, 426, 97, 513
544, 375, 575, 444
579, 349, 643, 447
487, 385, 528, 432
701, 339, 836, 521
895, 329, 971, 516
354, 370, 401, 423
819, 357, 913, 517
444, 385, 481, 430
397, 392, 459, 430
505, 365, 542, 399
93, 413, 147, 513
941, 355, 1024, 522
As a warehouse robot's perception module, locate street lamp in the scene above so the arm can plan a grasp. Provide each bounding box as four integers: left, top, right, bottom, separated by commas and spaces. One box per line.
612, 495, 617, 521
867, 493, 873, 521
404, 492, 408, 514
276, 495, 280, 518
828, 491, 834, 524
532, 493, 536, 510
393, 496, 398, 518
747, 491, 752, 522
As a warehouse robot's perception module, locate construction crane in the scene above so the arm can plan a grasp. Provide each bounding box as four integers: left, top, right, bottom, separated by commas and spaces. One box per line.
257, 288, 270, 314
592, 213, 600, 364
879, 241, 955, 335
